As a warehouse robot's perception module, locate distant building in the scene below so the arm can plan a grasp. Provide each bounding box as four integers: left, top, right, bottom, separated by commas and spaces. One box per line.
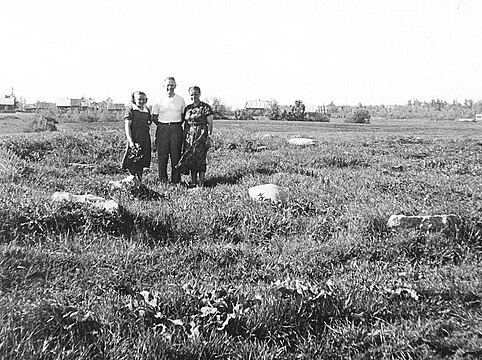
244, 99, 272, 117
304, 104, 324, 113
279, 105, 291, 113
245, 100, 272, 111
70, 98, 94, 111
56, 98, 72, 112
55, 97, 98, 112
36, 101, 55, 111
476, 114, 482, 121
108, 103, 126, 112
97, 98, 126, 112
0, 96, 15, 112
0, 88, 17, 112
24, 103, 37, 112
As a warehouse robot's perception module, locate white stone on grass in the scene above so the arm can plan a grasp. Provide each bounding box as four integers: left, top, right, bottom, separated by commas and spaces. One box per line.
248, 184, 286, 203
51, 191, 119, 213
108, 175, 139, 189
387, 214, 460, 232
288, 138, 316, 146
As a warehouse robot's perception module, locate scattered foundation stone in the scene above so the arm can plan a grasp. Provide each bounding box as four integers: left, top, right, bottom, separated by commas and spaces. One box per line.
387, 214, 460, 232
248, 184, 286, 203
288, 138, 316, 146
108, 175, 139, 189
51, 191, 119, 213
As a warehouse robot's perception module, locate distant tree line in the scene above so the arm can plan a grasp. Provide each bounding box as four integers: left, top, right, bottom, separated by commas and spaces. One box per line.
34, 96, 481, 123
217, 97, 482, 122
264, 100, 330, 122
326, 99, 482, 120
230, 98, 482, 122
13, 91, 482, 123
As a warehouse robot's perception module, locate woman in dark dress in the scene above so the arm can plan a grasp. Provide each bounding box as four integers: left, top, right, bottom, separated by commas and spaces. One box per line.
176, 86, 214, 187
121, 91, 151, 181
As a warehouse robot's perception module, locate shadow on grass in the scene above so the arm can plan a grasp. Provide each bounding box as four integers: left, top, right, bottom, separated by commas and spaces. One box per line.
128, 184, 164, 201
0, 202, 186, 247
204, 172, 244, 187
119, 209, 190, 247
204, 163, 318, 188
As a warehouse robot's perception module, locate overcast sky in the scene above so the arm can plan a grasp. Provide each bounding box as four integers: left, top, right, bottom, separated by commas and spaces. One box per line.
1, 0, 481, 107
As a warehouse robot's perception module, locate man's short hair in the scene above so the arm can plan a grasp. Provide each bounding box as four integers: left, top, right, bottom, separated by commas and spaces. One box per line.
164, 77, 176, 84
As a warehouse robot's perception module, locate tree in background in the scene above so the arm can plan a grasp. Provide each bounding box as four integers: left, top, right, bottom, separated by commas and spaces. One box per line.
325, 101, 339, 118
207, 97, 229, 119
266, 99, 283, 120
234, 109, 254, 120
323, 98, 482, 120
305, 111, 330, 122
265, 99, 329, 122
345, 108, 371, 124
287, 100, 306, 121
203, 97, 482, 122
17, 96, 26, 111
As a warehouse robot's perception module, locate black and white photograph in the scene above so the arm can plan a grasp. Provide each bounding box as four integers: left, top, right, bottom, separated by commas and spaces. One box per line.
1, 0, 481, 358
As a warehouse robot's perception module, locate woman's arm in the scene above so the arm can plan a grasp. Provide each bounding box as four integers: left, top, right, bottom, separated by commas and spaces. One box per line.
124, 107, 135, 147
207, 115, 214, 135
206, 114, 214, 147
147, 109, 152, 126
124, 119, 135, 148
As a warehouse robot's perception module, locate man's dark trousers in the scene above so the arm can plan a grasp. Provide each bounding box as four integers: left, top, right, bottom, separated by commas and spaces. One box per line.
156, 123, 183, 183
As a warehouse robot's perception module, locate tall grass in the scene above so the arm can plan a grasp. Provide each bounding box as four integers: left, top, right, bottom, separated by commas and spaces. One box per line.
0, 119, 481, 359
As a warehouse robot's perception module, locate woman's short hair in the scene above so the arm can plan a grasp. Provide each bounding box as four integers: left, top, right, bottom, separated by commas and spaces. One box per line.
131, 91, 147, 103
188, 86, 201, 94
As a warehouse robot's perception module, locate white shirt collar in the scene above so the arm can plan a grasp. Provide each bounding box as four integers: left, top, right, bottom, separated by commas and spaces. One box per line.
132, 103, 148, 112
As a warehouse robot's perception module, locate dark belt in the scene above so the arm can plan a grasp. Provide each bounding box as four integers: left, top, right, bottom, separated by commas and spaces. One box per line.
158, 122, 181, 125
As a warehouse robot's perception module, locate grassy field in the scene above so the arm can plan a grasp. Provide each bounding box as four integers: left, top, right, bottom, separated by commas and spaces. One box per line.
0, 116, 481, 359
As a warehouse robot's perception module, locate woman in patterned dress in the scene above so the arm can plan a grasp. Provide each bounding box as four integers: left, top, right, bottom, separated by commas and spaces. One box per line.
121, 91, 152, 181
176, 86, 214, 187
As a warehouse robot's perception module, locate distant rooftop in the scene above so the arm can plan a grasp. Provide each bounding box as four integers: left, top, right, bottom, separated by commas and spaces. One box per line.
245, 100, 272, 109
0, 97, 15, 106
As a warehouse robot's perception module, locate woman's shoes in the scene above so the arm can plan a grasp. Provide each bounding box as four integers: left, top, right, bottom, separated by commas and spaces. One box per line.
188, 182, 198, 189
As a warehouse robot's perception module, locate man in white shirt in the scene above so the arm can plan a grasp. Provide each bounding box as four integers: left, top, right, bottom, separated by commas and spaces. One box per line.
152, 77, 186, 183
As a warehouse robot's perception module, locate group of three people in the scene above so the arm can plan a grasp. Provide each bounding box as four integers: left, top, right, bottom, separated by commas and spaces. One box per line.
122, 77, 214, 187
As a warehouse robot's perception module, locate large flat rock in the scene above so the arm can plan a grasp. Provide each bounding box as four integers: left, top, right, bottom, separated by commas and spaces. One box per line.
387, 214, 460, 232
288, 138, 316, 146
248, 184, 286, 203
51, 191, 119, 213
